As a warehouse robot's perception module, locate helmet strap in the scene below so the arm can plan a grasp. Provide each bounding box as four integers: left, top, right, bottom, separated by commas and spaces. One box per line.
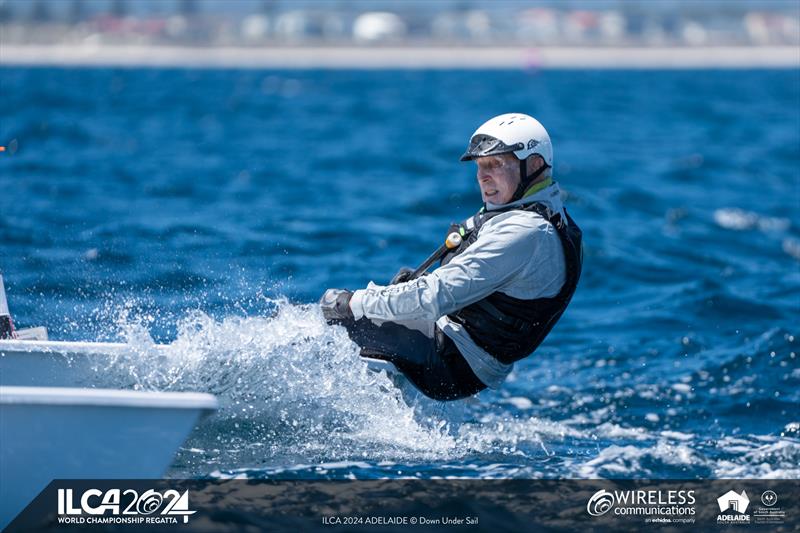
511, 158, 549, 202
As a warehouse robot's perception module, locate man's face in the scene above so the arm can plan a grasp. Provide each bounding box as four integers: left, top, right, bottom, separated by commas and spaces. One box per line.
475, 154, 520, 204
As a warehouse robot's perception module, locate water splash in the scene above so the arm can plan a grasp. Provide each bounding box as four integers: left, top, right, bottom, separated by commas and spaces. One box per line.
71, 298, 590, 475
88, 300, 467, 472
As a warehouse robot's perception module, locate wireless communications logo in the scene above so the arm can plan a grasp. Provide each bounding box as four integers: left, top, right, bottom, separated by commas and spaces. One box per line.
585, 488, 696, 524
57, 488, 196, 526
587, 490, 615, 516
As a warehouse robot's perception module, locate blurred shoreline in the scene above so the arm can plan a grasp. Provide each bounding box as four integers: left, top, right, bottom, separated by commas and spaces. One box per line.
2, 44, 798, 69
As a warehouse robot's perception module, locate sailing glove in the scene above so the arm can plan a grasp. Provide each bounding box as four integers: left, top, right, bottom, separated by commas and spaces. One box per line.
319, 289, 354, 322
390, 266, 415, 285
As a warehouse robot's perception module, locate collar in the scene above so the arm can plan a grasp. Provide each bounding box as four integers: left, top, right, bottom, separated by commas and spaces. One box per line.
522, 177, 553, 197
485, 179, 561, 212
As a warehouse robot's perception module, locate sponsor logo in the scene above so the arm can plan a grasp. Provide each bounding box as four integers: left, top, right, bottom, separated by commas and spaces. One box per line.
718, 489, 749, 513
752, 489, 786, 526
527, 139, 539, 150
761, 490, 777, 507
587, 490, 614, 516
57, 488, 196, 525
717, 489, 750, 524
585, 489, 696, 524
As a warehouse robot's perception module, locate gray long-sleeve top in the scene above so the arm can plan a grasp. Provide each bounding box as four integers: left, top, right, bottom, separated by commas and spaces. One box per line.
350, 181, 567, 388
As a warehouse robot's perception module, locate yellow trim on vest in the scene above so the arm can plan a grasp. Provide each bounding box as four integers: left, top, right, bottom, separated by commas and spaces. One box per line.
522, 177, 553, 198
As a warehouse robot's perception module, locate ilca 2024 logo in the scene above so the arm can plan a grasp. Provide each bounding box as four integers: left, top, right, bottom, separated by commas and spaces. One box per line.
57, 488, 196, 525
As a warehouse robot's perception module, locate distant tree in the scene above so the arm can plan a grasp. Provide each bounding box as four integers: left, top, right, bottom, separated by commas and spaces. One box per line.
0, 1, 13, 23
259, 0, 278, 15
69, 0, 86, 23
111, 0, 127, 18
178, 0, 198, 17
336, 1, 352, 17
30, 0, 49, 22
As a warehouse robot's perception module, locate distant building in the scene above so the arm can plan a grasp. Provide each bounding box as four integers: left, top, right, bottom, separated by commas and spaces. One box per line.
353, 12, 406, 43
1, 0, 797, 48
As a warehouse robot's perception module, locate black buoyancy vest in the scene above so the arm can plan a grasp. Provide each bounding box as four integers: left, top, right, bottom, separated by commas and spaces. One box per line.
440, 202, 583, 365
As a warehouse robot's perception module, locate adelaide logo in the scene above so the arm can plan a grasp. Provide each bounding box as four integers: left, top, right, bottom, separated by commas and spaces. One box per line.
717, 489, 750, 524
587, 489, 615, 516
717, 489, 749, 514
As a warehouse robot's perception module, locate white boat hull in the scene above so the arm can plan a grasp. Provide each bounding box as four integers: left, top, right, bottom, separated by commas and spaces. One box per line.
0, 339, 169, 388
0, 385, 217, 528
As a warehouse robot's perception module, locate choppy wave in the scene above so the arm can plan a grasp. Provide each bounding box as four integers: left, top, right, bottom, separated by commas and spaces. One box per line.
713, 208, 791, 233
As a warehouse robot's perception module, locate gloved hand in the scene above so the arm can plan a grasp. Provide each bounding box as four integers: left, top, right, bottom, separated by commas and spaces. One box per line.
390, 266, 415, 285
319, 289, 354, 322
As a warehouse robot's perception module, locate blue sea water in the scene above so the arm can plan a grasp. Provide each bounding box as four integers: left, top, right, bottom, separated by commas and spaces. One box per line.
1, 68, 798, 479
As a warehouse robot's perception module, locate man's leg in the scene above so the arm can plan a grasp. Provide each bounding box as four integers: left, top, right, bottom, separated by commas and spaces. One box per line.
334, 317, 487, 401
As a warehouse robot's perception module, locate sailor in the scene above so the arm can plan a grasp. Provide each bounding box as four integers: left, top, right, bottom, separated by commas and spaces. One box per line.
320, 113, 583, 401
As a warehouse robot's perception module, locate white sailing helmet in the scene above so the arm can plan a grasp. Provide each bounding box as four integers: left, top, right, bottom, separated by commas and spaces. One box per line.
460, 113, 553, 167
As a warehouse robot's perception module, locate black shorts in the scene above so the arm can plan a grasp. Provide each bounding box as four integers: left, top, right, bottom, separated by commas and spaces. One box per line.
334, 317, 487, 401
